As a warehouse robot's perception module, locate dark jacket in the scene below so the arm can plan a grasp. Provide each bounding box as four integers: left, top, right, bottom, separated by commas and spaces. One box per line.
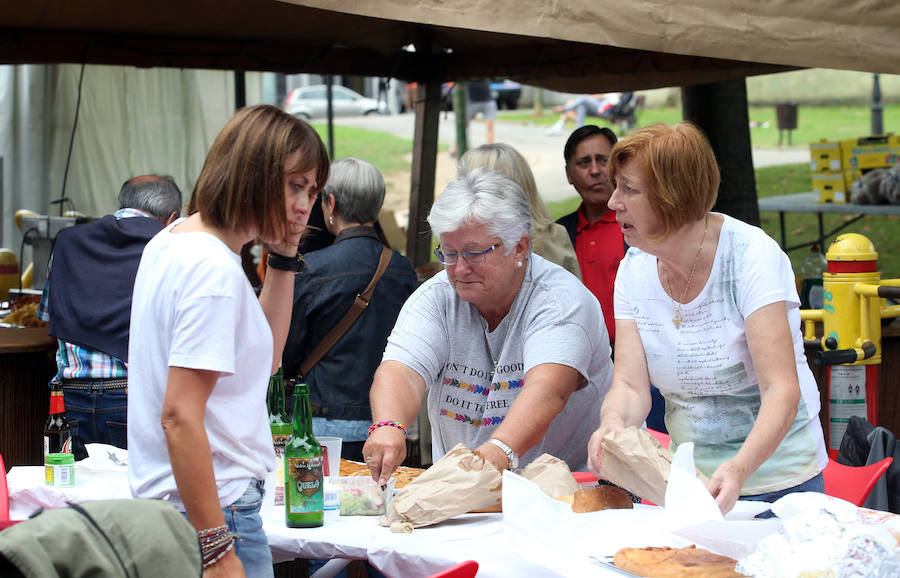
47, 215, 163, 362
557, 210, 579, 248
282, 226, 416, 421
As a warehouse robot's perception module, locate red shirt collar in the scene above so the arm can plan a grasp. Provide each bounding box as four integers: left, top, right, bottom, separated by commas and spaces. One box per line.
576, 205, 617, 232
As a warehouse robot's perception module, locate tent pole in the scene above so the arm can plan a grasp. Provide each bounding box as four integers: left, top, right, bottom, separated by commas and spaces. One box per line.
406, 81, 442, 268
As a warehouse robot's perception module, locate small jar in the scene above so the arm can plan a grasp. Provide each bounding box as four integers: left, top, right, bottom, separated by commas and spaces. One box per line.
45, 452, 75, 487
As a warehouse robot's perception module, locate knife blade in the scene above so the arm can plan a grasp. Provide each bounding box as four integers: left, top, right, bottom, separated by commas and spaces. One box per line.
589, 555, 642, 577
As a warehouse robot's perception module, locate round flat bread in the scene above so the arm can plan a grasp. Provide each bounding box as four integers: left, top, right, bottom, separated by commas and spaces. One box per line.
613, 545, 746, 577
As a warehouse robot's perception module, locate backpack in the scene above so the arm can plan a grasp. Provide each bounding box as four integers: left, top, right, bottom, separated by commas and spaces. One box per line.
0, 499, 201, 577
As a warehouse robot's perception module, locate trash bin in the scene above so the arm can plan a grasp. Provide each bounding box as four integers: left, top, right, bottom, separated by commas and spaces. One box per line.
775, 101, 798, 145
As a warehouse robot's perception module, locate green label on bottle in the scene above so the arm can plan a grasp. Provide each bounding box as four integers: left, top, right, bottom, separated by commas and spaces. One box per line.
286, 456, 324, 514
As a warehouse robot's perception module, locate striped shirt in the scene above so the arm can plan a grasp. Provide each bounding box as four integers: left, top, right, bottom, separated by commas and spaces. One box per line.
38, 208, 152, 379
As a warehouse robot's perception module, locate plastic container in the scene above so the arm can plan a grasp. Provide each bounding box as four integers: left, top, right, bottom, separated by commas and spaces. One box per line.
45, 452, 75, 487
333, 476, 395, 516
799, 244, 828, 309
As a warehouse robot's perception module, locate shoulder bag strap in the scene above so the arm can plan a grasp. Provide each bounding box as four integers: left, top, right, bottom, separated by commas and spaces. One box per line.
295, 246, 393, 381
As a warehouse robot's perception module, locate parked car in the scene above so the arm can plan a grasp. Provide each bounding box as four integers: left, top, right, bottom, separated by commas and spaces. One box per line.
491, 80, 522, 110
284, 85, 386, 119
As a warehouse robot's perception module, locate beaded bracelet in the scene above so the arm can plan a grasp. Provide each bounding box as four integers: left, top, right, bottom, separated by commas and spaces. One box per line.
197, 524, 228, 540
368, 420, 407, 438
202, 538, 235, 569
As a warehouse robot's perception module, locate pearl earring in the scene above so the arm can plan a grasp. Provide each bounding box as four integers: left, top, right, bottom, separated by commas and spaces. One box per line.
516, 261, 523, 268
329, 216, 334, 225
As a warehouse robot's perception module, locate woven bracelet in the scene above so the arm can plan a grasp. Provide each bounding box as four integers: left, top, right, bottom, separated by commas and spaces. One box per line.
368, 420, 407, 438
197, 524, 228, 540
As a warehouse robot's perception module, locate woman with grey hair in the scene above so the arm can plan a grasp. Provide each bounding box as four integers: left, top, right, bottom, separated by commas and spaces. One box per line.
364, 168, 613, 479
458, 143, 581, 279
282, 157, 416, 461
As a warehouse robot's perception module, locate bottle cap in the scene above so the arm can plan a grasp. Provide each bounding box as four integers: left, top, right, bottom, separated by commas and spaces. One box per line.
45, 453, 75, 465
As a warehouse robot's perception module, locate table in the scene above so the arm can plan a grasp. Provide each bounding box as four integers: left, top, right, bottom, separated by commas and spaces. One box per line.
5, 465, 626, 577
758, 191, 900, 252
0, 327, 56, 467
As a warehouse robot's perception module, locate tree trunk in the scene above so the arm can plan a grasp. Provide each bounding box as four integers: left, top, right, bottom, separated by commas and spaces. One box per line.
682, 79, 760, 226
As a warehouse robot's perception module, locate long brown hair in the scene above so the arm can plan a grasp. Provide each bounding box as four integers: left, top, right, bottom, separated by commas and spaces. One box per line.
188, 105, 330, 243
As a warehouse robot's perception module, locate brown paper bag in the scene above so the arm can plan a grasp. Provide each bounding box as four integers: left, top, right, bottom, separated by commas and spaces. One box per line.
595, 426, 708, 506
520, 454, 581, 499
379, 443, 502, 529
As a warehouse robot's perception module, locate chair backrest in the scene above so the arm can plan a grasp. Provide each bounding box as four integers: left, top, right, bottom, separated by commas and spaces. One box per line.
609, 92, 635, 117
823, 456, 893, 506
0, 454, 9, 521
428, 560, 479, 578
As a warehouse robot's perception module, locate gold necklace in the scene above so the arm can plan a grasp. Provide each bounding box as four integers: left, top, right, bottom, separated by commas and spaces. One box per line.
663, 214, 709, 329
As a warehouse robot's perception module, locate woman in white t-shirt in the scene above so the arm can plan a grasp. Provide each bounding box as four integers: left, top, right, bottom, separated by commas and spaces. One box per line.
587, 122, 827, 515
128, 105, 329, 576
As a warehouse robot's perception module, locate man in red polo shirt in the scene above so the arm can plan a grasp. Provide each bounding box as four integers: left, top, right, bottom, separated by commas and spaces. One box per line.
556, 125, 622, 343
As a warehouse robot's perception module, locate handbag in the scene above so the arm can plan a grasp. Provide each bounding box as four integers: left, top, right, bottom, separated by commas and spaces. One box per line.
292, 245, 393, 382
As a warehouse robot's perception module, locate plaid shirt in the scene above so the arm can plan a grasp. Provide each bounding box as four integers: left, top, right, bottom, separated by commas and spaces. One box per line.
38, 208, 151, 379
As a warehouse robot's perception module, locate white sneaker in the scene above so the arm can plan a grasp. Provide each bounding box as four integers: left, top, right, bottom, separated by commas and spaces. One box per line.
545, 123, 563, 136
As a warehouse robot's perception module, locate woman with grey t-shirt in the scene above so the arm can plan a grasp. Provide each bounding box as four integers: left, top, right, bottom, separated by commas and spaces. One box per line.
363, 168, 614, 484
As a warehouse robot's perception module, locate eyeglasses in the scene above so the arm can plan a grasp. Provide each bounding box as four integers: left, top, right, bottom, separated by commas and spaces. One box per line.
434, 241, 503, 265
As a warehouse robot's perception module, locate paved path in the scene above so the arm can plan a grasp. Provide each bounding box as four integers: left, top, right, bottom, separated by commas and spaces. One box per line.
335, 112, 810, 203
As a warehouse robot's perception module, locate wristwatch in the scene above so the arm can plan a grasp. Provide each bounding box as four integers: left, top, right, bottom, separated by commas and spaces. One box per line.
486, 438, 519, 470
267, 249, 304, 272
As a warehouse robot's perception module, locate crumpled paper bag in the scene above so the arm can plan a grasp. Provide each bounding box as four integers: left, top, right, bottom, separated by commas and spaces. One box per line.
520, 454, 581, 499
379, 443, 501, 530
595, 426, 708, 506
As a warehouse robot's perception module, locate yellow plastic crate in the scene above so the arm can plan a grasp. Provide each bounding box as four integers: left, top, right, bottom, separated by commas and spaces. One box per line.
844, 169, 863, 190
809, 139, 843, 172
812, 172, 847, 203
840, 135, 900, 170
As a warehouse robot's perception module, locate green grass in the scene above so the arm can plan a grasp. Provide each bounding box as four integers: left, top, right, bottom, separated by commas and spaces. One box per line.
499, 104, 900, 148
547, 163, 900, 279
310, 123, 414, 175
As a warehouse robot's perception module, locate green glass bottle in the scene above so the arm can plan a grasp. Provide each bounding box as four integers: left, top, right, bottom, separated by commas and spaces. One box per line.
268, 367, 292, 445
268, 367, 292, 506
284, 382, 324, 527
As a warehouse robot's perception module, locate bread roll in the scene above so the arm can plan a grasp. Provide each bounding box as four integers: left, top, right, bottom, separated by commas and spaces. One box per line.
565, 485, 633, 513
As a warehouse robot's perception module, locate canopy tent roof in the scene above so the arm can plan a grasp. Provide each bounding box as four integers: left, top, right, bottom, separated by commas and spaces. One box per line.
2, 1, 897, 91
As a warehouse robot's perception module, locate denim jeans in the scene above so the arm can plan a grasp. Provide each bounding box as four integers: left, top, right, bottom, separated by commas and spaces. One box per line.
740, 471, 825, 518
223, 479, 273, 578
61, 381, 128, 461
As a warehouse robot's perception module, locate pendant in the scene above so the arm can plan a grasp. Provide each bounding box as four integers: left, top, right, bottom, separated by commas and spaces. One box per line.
672, 307, 682, 329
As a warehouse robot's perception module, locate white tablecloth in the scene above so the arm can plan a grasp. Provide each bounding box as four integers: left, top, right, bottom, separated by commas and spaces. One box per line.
7, 465, 626, 577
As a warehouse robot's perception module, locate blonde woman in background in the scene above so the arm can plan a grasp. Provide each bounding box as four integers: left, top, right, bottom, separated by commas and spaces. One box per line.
459, 143, 581, 279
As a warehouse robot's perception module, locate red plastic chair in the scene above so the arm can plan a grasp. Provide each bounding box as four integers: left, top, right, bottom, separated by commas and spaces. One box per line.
647, 428, 671, 449
1, 453, 9, 522
823, 456, 893, 507
428, 560, 479, 578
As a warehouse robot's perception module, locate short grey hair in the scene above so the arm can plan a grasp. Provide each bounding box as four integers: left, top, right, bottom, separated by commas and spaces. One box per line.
428, 168, 532, 254
117, 175, 183, 221
322, 157, 385, 224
